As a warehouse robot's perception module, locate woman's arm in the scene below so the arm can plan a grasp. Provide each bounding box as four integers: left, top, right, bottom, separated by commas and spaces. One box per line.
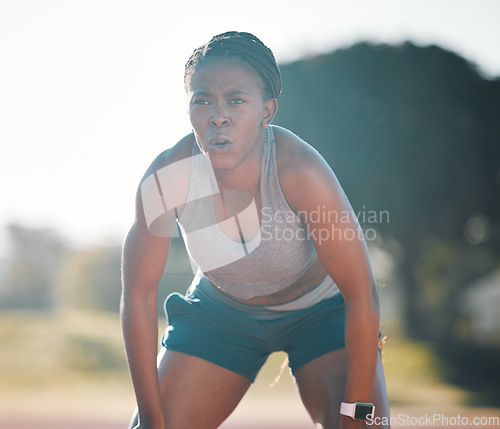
121, 151, 181, 428
301, 162, 380, 403
278, 130, 380, 419
121, 219, 171, 428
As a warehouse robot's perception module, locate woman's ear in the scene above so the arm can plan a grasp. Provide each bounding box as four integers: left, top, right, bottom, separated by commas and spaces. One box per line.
262, 98, 278, 128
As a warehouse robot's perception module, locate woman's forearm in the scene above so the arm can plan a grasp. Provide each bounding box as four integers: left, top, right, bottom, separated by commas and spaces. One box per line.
121, 293, 164, 425
342, 286, 380, 403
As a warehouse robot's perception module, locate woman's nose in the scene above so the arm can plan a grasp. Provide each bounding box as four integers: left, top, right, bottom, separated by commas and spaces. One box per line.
210, 106, 230, 127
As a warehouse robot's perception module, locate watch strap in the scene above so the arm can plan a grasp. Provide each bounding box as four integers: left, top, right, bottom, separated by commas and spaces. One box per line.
340, 402, 355, 418
340, 402, 375, 421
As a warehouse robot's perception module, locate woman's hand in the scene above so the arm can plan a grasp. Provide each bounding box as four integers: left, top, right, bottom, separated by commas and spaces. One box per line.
132, 414, 166, 429
132, 424, 164, 429
133, 423, 164, 429
340, 415, 369, 429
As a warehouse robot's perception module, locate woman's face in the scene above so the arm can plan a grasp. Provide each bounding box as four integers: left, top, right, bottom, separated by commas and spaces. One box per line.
187, 57, 275, 171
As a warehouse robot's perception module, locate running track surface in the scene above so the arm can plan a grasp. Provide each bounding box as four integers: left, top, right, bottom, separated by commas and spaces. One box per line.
3, 415, 500, 429
0, 419, 309, 429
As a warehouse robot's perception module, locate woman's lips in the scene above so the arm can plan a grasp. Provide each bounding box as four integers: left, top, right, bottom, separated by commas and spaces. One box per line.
208, 141, 232, 153
208, 135, 232, 153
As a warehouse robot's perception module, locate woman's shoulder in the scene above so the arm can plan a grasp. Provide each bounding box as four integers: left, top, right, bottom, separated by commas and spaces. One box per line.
141, 132, 195, 182
272, 125, 338, 211
134, 133, 195, 231
273, 125, 331, 178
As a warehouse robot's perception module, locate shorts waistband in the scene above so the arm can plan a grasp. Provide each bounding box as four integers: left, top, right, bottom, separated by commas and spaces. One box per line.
186, 273, 342, 320
263, 275, 340, 311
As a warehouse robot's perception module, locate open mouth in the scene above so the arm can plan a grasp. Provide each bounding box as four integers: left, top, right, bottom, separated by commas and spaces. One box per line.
208, 136, 232, 152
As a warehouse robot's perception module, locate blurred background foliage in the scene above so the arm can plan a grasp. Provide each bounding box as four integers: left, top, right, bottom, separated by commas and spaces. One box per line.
1, 41, 499, 409
275, 41, 500, 403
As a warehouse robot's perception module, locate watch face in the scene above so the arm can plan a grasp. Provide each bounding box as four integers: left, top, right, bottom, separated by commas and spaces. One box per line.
354, 403, 374, 420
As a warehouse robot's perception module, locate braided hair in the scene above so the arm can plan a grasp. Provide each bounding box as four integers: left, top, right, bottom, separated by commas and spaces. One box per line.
184, 31, 282, 100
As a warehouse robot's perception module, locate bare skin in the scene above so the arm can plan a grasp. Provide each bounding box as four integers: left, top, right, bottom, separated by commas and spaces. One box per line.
127, 348, 389, 429
294, 349, 389, 429
121, 58, 389, 429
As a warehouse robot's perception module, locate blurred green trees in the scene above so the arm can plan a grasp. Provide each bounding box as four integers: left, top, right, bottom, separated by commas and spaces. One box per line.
0, 224, 66, 310
60, 244, 123, 312
0, 225, 192, 315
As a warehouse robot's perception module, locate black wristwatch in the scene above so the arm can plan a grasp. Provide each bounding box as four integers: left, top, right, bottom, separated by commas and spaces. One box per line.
340, 402, 375, 421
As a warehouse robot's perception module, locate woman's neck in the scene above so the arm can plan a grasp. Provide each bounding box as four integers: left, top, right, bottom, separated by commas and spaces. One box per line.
214, 159, 261, 194
213, 140, 263, 195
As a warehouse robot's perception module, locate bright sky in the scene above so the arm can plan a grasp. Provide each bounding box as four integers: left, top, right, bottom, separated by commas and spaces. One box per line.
1, 0, 499, 250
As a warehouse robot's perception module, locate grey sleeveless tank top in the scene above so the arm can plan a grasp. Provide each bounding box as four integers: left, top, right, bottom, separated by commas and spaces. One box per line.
177, 126, 320, 300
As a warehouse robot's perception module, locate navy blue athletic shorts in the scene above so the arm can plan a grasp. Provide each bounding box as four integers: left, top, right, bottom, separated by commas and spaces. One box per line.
161, 276, 346, 382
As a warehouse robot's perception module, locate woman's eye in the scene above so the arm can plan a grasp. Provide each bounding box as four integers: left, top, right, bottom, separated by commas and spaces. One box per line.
194, 99, 209, 105
231, 99, 245, 105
